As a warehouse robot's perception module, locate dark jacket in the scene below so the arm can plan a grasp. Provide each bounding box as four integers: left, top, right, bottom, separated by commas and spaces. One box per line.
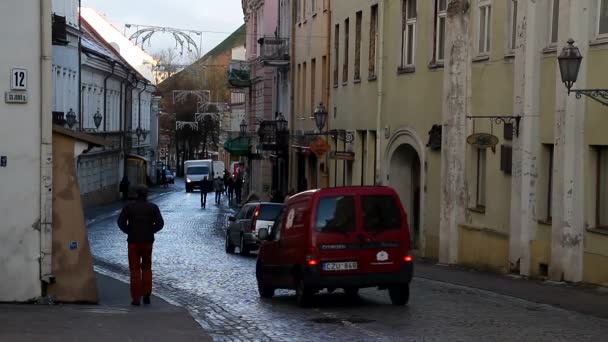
201, 179, 213, 194
117, 200, 164, 243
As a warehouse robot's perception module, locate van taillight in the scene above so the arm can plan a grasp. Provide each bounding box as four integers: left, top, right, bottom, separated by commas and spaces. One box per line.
307, 260, 318, 266
251, 206, 260, 232
404, 255, 413, 262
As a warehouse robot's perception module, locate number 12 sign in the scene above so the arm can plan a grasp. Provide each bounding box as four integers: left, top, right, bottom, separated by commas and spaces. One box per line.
11, 68, 27, 91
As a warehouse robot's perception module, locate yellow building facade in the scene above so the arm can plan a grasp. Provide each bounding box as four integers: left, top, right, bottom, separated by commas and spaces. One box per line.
301, 0, 608, 285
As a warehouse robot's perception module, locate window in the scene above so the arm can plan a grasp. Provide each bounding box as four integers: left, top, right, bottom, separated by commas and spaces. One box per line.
303, 62, 307, 113
323, 0, 328, 11
401, 0, 417, 68
500, 145, 512, 174
478, 0, 492, 55
549, 0, 560, 44
297, 63, 302, 114
343, 18, 349, 83
303, 0, 307, 20
369, 5, 378, 78
311, 58, 316, 114
186, 166, 209, 175
296, 0, 301, 23
546, 145, 554, 222
434, 0, 447, 63
599, 0, 608, 36
270, 209, 285, 240
476, 148, 487, 208
315, 196, 356, 233
362, 196, 402, 232
312, 0, 316, 15
508, 0, 518, 51
334, 24, 340, 86
355, 11, 362, 80
259, 204, 284, 221
322, 55, 328, 104
597, 147, 608, 226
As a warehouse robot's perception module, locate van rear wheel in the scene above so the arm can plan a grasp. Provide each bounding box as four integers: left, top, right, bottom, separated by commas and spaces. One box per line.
256, 262, 275, 298
388, 285, 410, 306
296, 278, 313, 307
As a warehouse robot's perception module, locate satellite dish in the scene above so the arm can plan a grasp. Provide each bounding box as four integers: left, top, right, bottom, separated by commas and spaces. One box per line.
110, 42, 120, 53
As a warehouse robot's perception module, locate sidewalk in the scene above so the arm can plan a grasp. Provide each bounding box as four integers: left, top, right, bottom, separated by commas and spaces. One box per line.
0, 273, 211, 342
415, 261, 608, 319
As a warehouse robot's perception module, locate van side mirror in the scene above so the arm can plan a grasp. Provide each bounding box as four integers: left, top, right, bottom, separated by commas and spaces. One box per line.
228, 216, 236, 222
258, 228, 269, 241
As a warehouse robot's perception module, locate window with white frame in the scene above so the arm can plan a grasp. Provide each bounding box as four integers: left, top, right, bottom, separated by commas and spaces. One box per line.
549, 0, 560, 45
311, 0, 316, 14
323, 0, 328, 11
435, 0, 447, 63
596, 146, 608, 227
478, 0, 492, 55
598, 0, 608, 36
508, 0, 518, 52
401, 0, 417, 68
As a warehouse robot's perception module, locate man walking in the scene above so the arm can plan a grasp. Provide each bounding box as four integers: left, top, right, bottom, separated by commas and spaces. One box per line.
234, 174, 243, 204
200, 176, 212, 208
119, 176, 130, 201
117, 186, 164, 306
214, 176, 224, 205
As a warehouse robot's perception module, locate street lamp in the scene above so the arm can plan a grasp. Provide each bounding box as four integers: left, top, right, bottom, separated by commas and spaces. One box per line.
558, 39, 583, 94
314, 102, 328, 132
66, 108, 77, 128
276, 112, 288, 132
93, 109, 103, 129
558, 39, 608, 106
136, 126, 143, 139
240, 119, 247, 136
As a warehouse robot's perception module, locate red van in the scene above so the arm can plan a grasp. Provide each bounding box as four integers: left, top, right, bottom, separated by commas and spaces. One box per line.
256, 186, 413, 307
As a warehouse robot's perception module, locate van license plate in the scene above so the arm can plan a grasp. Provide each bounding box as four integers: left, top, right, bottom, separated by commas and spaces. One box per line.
322, 262, 358, 271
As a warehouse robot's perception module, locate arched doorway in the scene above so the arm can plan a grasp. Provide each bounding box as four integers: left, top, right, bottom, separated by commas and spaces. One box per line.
389, 144, 421, 249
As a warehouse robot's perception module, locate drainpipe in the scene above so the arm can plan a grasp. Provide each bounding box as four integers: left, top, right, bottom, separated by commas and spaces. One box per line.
39, 0, 54, 287
78, 0, 82, 130
374, 0, 386, 185
288, 0, 296, 191
103, 61, 116, 132
137, 80, 147, 149
326, 0, 332, 187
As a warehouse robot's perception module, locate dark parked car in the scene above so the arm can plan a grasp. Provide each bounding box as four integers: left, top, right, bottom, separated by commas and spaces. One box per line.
225, 202, 284, 255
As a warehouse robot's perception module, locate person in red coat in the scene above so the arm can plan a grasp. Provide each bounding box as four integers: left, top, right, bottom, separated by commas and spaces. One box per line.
117, 185, 165, 306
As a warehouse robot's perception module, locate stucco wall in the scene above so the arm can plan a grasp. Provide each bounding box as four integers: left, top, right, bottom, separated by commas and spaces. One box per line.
0, 0, 44, 301
48, 134, 98, 302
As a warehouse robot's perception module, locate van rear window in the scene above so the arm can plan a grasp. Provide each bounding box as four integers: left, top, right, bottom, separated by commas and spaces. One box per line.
362, 195, 402, 232
315, 196, 356, 233
187, 166, 209, 175
259, 204, 284, 221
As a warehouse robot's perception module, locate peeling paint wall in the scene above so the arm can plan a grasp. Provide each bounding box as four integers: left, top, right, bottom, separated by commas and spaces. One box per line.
0, 0, 46, 301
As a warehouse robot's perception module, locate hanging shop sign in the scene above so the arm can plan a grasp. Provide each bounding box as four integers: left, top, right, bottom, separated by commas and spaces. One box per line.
310, 137, 330, 157
466, 133, 499, 149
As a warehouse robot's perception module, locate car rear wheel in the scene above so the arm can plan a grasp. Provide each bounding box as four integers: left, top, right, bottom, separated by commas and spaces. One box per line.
388, 285, 410, 306
225, 232, 235, 254
239, 235, 249, 256
256, 262, 275, 298
296, 278, 313, 307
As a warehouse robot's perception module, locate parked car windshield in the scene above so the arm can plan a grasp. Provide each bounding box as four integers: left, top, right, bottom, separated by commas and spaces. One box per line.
259, 204, 284, 221
362, 195, 402, 232
187, 166, 209, 175
315, 196, 356, 233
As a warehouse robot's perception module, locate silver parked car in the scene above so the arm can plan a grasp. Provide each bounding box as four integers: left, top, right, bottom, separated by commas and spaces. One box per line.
225, 202, 284, 255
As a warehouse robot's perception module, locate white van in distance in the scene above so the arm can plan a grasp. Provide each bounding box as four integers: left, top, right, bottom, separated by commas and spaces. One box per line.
184, 160, 213, 192
213, 161, 225, 180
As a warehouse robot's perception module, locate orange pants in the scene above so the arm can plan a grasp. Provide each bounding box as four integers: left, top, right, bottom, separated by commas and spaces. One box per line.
128, 242, 153, 302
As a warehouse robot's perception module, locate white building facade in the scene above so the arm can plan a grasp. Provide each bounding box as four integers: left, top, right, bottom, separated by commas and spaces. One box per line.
0, 0, 53, 301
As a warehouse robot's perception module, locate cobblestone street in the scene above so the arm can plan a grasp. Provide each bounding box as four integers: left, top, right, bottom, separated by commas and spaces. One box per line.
88, 181, 608, 342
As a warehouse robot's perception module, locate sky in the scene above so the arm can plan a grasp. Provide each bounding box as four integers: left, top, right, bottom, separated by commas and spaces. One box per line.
82, 0, 244, 62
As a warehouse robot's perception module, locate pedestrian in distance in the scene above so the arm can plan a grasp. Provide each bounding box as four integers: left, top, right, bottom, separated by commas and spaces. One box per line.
214, 176, 224, 205
119, 176, 130, 201
234, 174, 243, 204
227, 177, 235, 203
200, 176, 212, 208
161, 170, 168, 189
270, 190, 284, 203
117, 185, 164, 306
223, 171, 230, 196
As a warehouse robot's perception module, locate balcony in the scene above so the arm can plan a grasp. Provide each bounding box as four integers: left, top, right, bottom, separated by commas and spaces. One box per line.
227, 60, 251, 88
257, 37, 290, 67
